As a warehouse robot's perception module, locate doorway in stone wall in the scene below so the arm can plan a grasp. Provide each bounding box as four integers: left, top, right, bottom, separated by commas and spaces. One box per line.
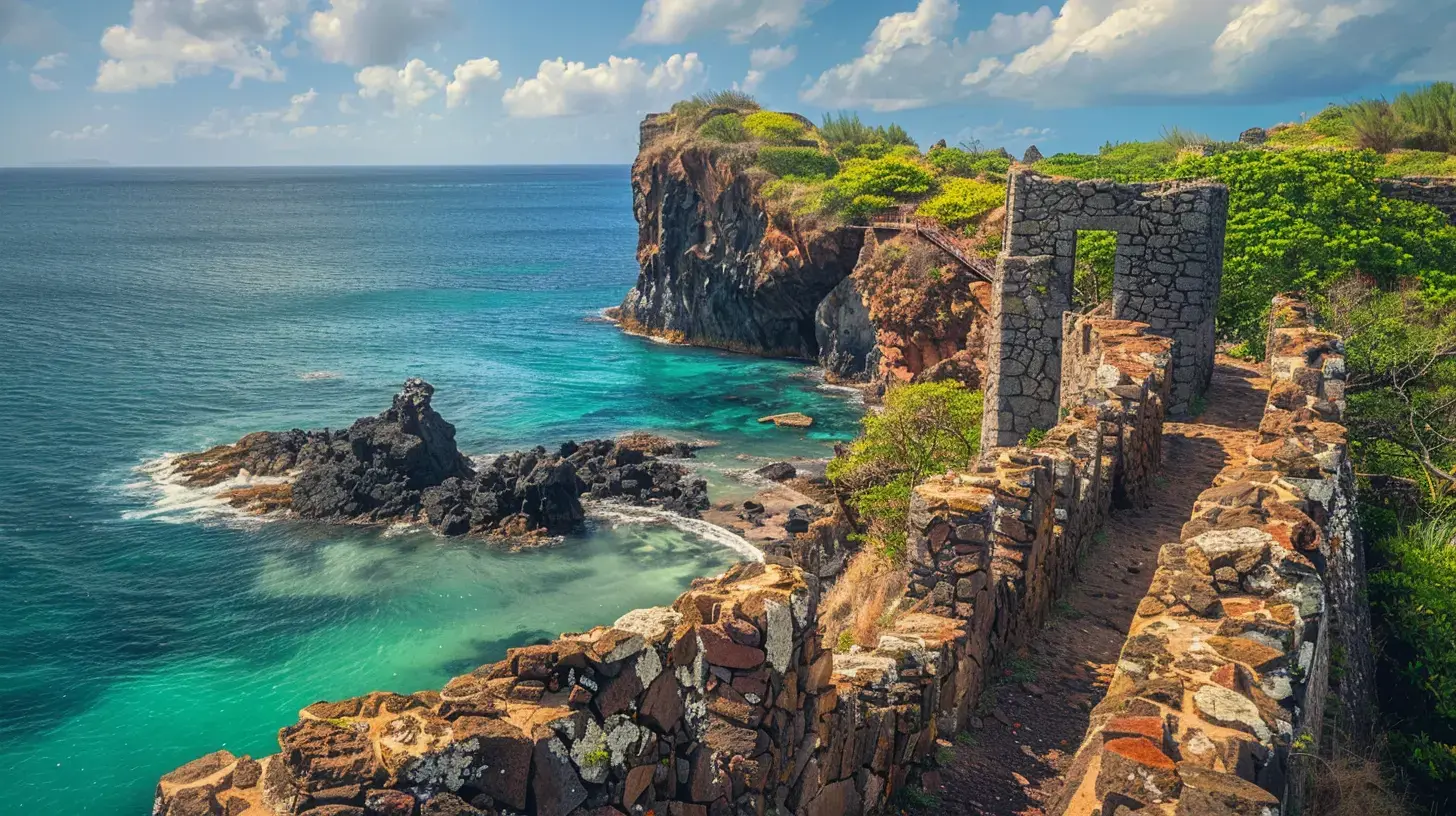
1072, 230, 1118, 312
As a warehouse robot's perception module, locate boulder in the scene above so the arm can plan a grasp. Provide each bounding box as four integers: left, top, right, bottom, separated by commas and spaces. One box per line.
1022, 145, 1045, 164
754, 462, 797, 482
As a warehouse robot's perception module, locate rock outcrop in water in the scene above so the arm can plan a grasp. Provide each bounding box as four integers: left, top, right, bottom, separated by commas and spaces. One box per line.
171, 379, 707, 538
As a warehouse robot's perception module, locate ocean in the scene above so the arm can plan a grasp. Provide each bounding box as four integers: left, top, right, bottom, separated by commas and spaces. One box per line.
0, 166, 861, 813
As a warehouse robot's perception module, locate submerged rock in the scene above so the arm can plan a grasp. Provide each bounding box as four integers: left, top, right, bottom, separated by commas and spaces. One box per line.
170, 380, 708, 539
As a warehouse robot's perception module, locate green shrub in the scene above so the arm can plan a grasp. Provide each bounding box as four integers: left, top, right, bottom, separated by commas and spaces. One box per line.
743, 111, 807, 144
821, 156, 933, 219
670, 90, 760, 124
1073, 230, 1117, 310
1348, 98, 1407, 153
698, 113, 747, 143
755, 146, 838, 179
1371, 519, 1456, 789
1161, 125, 1213, 149
820, 111, 878, 146
1034, 140, 1180, 182
1384, 149, 1456, 178
827, 382, 983, 562
915, 177, 1004, 228
1395, 82, 1456, 152
927, 147, 1011, 178
1173, 148, 1456, 352
1308, 104, 1356, 138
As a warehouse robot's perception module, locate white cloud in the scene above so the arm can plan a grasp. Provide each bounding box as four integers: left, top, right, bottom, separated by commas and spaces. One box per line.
282, 87, 317, 122
963, 121, 1053, 147
307, 0, 451, 66
32, 51, 65, 70
741, 44, 796, 92
28, 71, 58, 90
93, 0, 302, 93
802, 0, 1052, 112
188, 87, 318, 139
805, 0, 1456, 111
446, 56, 501, 109
630, 0, 812, 43
338, 93, 357, 114
355, 58, 446, 114
51, 124, 110, 141
502, 53, 704, 118
290, 124, 352, 138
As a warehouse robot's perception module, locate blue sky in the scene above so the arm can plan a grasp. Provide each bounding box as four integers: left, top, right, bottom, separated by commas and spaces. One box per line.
1, 0, 1453, 166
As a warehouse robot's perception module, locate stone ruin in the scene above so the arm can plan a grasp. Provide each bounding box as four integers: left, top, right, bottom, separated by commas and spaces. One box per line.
983, 170, 1229, 448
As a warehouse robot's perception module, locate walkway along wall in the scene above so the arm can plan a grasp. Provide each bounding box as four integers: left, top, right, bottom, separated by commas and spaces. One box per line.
151, 318, 1176, 816
983, 171, 1227, 448
1048, 295, 1375, 816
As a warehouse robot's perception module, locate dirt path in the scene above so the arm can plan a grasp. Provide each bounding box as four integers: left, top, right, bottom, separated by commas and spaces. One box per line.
928, 357, 1268, 816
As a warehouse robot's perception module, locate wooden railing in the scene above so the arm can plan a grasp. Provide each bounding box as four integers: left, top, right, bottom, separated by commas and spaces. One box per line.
860, 214, 995, 283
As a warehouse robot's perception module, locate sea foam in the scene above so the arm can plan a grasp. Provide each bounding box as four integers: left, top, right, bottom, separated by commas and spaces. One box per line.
585, 501, 764, 564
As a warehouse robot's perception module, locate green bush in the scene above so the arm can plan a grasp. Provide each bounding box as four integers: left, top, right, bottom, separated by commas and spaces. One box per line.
827, 382, 982, 562
927, 147, 1011, 178
1033, 140, 1180, 182
1371, 519, 1456, 789
1395, 82, 1456, 152
698, 113, 747, 143
670, 90, 760, 124
743, 111, 807, 144
1074, 230, 1117, 310
1384, 149, 1456, 178
1348, 98, 1407, 153
820, 111, 878, 146
755, 146, 838, 179
915, 177, 1003, 228
821, 156, 933, 219
1173, 148, 1456, 351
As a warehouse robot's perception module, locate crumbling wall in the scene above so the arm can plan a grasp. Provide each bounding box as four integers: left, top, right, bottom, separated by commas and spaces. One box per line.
983, 171, 1227, 448
1379, 176, 1456, 224
1049, 295, 1375, 816
908, 317, 1173, 679
152, 317, 1178, 816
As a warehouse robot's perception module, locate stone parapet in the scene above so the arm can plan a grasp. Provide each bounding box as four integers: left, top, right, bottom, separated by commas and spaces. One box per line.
906, 316, 1173, 725
1049, 295, 1374, 816
1378, 176, 1456, 224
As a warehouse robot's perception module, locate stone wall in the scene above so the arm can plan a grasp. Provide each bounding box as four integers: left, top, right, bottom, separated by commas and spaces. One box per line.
983, 171, 1227, 448
907, 316, 1173, 681
1048, 295, 1375, 816
1379, 176, 1456, 224
152, 317, 1176, 816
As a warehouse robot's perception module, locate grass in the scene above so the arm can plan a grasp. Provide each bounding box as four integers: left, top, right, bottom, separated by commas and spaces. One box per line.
896, 785, 942, 812
955, 730, 979, 747
820, 550, 908, 652
1053, 598, 1084, 620
1003, 657, 1037, 684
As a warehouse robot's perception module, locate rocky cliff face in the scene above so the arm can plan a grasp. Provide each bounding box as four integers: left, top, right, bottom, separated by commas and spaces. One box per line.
617, 143, 863, 359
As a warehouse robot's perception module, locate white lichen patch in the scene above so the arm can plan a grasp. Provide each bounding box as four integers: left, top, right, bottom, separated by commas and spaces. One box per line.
765, 600, 792, 674
403, 737, 481, 793
635, 646, 662, 687
569, 719, 609, 784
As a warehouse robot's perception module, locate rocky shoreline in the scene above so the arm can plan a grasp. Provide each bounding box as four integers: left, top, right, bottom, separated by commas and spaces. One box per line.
169, 378, 709, 541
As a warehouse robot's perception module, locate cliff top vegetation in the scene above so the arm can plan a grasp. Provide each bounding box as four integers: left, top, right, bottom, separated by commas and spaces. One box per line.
651, 91, 1008, 240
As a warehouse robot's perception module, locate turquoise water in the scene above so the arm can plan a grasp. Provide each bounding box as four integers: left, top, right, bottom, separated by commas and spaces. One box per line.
0, 167, 861, 814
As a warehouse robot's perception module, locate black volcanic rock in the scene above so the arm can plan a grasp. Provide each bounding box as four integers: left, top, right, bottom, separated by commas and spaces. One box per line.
173, 380, 709, 539
618, 143, 863, 358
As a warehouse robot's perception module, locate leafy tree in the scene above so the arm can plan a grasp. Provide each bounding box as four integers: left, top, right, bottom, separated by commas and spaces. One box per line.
915, 178, 1004, 229
1328, 279, 1456, 505
821, 156, 933, 219
827, 382, 983, 562
1174, 149, 1456, 352
743, 111, 807, 144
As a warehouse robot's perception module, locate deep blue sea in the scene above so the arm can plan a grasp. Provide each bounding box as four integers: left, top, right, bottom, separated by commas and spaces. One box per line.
0, 166, 861, 814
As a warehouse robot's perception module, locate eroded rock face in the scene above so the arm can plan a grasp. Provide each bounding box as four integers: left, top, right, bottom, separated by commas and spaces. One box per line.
170, 381, 708, 538
618, 143, 863, 358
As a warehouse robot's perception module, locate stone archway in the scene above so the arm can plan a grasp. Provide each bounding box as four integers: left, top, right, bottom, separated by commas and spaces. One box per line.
982, 170, 1229, 449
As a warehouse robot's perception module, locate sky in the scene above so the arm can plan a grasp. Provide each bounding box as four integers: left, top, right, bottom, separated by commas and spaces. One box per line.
1, 0, 1454, 167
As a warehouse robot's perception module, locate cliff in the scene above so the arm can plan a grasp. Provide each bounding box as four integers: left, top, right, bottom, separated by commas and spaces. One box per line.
616, 118, 995, 389
617, 138, 863, 359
